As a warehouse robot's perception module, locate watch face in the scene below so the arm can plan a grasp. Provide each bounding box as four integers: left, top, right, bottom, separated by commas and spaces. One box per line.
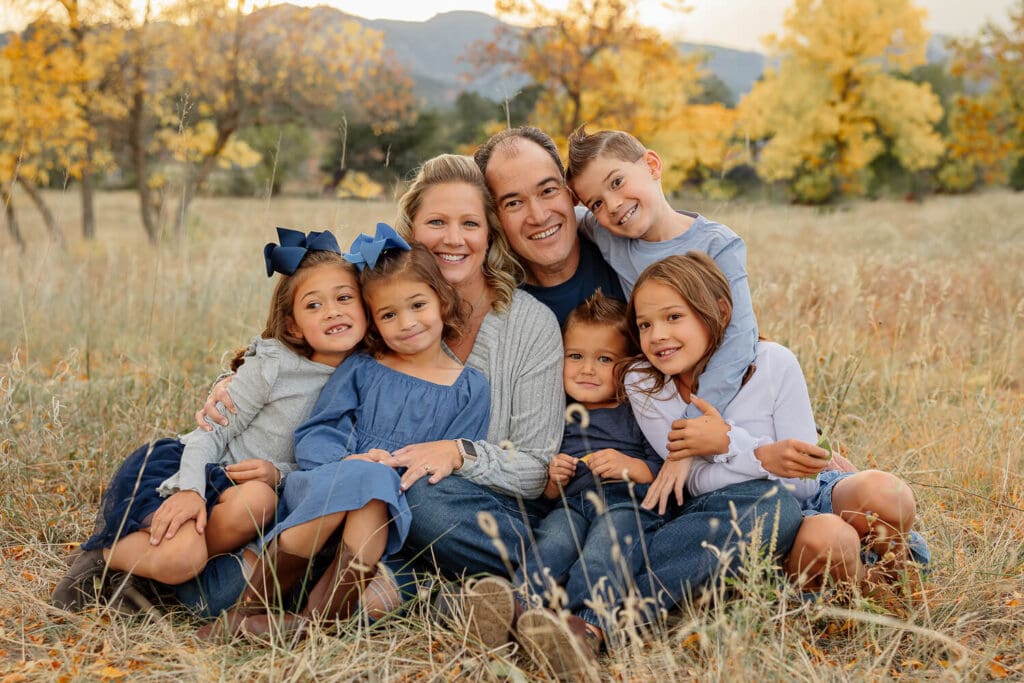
461, 439, 477, 457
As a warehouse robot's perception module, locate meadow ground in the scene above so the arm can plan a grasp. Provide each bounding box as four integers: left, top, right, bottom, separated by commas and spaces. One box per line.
1, 189, 1022, 681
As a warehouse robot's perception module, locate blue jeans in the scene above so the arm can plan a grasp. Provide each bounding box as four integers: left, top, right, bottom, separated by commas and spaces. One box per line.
517, 482, 663, 632
634, 479, 803, 613
397, 475, 550, 579
172, 550, 248, 618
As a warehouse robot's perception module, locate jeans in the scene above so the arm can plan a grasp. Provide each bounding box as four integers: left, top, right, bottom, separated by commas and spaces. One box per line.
397, 475, 550, 579
634, 479, 803, 613
517, 482, 663, 633
172, 550, 248, 618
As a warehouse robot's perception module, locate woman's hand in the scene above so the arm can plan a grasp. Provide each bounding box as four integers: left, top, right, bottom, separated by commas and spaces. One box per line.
195, 376, 236, 431
149, 490, 206, 545
586, 449, 652, 483
345, 448, 392, 463
754, 438, 830, 478
666, 396, 731, 460
387, 440, 464, 491
225, 459, 280, 488
641, 459, 690, 515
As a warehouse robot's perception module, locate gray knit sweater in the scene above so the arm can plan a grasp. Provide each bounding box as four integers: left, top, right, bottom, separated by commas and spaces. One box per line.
456, 289, 565, 499
158, 338, 335, 498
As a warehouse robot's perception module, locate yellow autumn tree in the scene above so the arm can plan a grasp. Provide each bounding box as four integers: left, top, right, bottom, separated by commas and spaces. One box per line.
0, 19, 88, 250
949, 0, 1024, 189
737, 0, 944, 202
475, 0, 709, 191
155, 0, 414, 235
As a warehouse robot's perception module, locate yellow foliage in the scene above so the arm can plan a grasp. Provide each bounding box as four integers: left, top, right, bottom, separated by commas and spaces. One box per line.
0, 20, 95, 185
484, 0, 711, 192
737, 0, 944, 200
949, 1, 1024, 184
335, 171, 384, 200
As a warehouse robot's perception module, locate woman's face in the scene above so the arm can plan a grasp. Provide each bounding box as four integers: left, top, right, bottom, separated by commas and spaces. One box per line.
410, 182, 489, 291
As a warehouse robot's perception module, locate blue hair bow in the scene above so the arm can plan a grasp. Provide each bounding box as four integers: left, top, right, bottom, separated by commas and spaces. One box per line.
343, 223, 411, 271
264, 227, 341, 277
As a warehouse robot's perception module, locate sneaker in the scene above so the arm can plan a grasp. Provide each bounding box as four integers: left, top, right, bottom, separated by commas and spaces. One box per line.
463, 575, 517, 649
51, 547, 107, 611
517, 608, 599, 680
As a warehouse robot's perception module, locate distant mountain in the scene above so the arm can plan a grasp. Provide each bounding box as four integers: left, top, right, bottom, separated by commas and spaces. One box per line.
679, 43, 770, 98
339, 9, 771, 107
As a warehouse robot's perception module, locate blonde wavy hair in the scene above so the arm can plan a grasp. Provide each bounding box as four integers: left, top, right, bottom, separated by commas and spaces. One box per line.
396, 154, 524, 313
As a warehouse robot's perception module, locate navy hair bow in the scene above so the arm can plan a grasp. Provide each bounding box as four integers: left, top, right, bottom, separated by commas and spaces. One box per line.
263, 227, 341, 277
343, 223, 411, 271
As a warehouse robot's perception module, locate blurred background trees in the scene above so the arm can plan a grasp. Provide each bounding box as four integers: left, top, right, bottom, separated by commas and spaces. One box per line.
2, 0, 1023, 246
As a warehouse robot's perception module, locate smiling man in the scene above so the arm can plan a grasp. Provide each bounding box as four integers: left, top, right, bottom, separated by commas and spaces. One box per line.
474, 127, 623, 324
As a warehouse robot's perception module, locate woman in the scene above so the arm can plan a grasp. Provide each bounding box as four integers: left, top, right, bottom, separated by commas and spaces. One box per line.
380, 154, 564, 578
195, 155, 565, 626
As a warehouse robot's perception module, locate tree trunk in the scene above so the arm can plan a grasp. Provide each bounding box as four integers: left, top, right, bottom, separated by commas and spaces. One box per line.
173, 125, 235, 237
80, 140, 96, 239
78, 147, 95, 240
129, 84, 161, 244
17, 178, 67, 250
2, 183, 25, 251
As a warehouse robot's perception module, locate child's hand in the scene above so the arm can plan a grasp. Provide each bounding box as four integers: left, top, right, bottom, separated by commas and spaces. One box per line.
754, 439, 830, 479
827, 452, 858, 473
666, 396, 730, 460
543, 453, 577, 499
641, 459, 689, 515
195, 376, 236, 431
548, 453, 577, 487
585, 449, 650, 483
225, 459, 281, 488
149, 490, 206, 545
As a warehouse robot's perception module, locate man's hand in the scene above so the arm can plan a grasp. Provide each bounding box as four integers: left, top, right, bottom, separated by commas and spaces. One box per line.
195, 376, 236, 431
641, 459, 690, 515
666, 396, 730, 460
149, 490, 206, 545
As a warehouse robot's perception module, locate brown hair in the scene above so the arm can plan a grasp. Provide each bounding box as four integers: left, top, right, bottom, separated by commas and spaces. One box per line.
564, 289, 632, 344
474, 126, 565, 180
621, 252, 733, 400
230, 250, 357, 371
358, 242, 468, 357
396, 154, 524, 312
565, 125, 647, 187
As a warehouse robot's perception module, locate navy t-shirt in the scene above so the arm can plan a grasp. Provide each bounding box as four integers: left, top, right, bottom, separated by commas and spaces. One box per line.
522, 235, 624, 326
560, 402, 663, 498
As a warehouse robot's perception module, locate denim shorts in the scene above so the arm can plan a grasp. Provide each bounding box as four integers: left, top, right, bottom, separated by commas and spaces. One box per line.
801, 471, 930, 566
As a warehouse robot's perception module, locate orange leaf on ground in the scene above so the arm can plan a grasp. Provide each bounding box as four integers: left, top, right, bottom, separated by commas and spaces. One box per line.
98, 666, 127, 680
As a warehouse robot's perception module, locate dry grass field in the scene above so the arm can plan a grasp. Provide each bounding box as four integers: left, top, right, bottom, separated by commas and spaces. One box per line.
1, 189, 1022, 681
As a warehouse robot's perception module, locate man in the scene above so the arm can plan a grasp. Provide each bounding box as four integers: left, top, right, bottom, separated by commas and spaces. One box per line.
473, 126, 623, 324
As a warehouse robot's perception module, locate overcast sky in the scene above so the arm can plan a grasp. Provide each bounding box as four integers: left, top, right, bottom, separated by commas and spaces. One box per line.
285, 0, 1016, 51
1, 1, 1016, 51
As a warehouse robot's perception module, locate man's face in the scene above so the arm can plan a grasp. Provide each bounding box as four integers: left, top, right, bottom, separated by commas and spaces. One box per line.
484, 139, 578, 280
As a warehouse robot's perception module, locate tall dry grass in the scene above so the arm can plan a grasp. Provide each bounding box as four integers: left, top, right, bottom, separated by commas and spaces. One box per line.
1, 189, 1022, 680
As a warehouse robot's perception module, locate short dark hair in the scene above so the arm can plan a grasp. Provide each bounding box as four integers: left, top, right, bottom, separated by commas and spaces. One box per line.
474, 126, 565, 179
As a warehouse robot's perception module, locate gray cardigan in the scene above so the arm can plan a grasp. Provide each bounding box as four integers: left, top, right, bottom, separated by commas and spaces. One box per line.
158, 338, 335, 498
456, 290, 565, 499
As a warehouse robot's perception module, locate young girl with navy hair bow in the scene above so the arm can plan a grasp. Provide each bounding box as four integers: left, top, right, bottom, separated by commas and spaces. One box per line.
204, 223, 492, 639
53, 228, 368, 611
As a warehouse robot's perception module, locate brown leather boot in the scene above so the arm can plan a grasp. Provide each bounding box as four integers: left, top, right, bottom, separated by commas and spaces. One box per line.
195, 541, 311, 641
243, 544, 376, 639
